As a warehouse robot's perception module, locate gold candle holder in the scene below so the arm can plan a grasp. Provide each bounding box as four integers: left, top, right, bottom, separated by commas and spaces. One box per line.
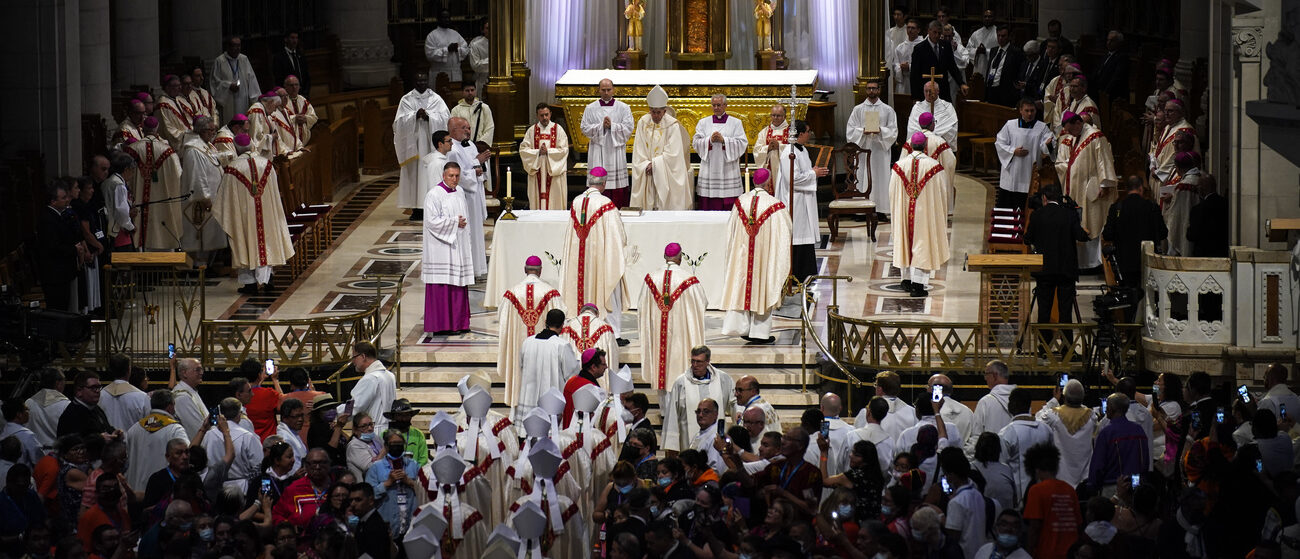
498, 196, 518, 220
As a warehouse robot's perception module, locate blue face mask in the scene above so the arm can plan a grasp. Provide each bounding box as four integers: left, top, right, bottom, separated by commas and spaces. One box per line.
359, 433, 374, 442
198, 528, 214, 542
657, 476, 672, 487
347, 515, 360, 529
880, 504, 894, 516
650, 505, 660, 516
836, 504, 853, 518
616, 483, 633, 494
997, 533, 1019, 548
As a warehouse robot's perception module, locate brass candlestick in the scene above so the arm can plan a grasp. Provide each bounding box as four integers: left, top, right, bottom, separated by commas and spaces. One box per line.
498, 196, 518, 220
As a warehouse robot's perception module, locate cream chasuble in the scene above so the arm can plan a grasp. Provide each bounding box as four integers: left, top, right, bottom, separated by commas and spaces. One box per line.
560, 310, 619, 389
1055, 124, 1117, 240
638, 263, 708, 391
1149, 120, 1198, 183
561, 188, 627, 316
630, 113, 692, 210
179, 132, 229, 252
903, 131, 958, 212
889, 152, 950, 272
213, 154, 294, 269
752, 121, 791, 183
662, 367, 736, 452
450, 99, 495, 144
410, 497, 488, 559
118, 120, 142, 145
189, 87, 217, 120
156, 96, 192, 149
452, 409, 519, 526
1043, 75, 1070, 131
125, 411, 189, 490
126, 136, 185, 250
580, 99, 634, 191
1163, 168, 1200, 257
1065, 95, 1101, 130
394, 89, 451, 209
267, 109, 303, 155
519, 121, 570, 210
497, 275, 564, 408
718, 189, 791, 338
846, 99, 899, 208
213, 127, 237, 161
282, 95, 318, 145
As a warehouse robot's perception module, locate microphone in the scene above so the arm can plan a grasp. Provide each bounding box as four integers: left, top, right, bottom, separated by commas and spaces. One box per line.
159, 220, 185, 252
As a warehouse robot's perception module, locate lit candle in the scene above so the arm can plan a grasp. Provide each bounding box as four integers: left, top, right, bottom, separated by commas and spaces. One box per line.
506, 166, 512, 198
745, 167, 751, 192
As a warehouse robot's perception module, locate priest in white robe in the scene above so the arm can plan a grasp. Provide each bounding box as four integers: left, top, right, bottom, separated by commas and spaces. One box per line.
580, 79, 634, 207
561, 168, 628, 338
560, 304, 619, 389
450, 83, 494, 144
126, 118, 185, 251
775, 121, 826, 283
890, 133, 951, 297
498, 257, 564, 409
893, 23, 923, 97
468, 21, 490, 93
662, 348, 736, 454
422, 162, 474, 334
281, 76, 318, 145
516, 311, 580, 419
966, 11, 999, 76
907, 81, 959, 150
423, 13, 470, 82
692, 95, 749, 210
447, 117, 490, 276
994, 100, 1055, 210
846, 80, 900, 213
639, 243, 708, 393
24, 377, 69, 450
752, 104, 791, 184
125, 407, 189, 490
179, 117, 229, 258
213, 134, 295, 293
419, 130, 453, 212
156, 75, 193, 149
719, 168, 791, 343
520, 104, 570, 210
211, 37, 261, 123
1054, 112, 1117, 269
1162, 152, 1201, 257
908, 112, 959, 213
630, 85, 692, 210
395, 73, 451, 219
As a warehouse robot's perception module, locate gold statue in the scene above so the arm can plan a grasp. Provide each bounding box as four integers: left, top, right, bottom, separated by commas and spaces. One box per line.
754, 0, 777, 51
625, 0, 645, 51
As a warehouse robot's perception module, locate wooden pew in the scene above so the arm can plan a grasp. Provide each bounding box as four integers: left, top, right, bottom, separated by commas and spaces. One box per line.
361, 99, 399, 174
955, 101, 1017, 173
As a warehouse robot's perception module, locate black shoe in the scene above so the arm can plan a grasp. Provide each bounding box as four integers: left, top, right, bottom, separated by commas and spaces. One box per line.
877, 214, 891, 223
616, 338, 630, 347
237, 284, 259, 295
408, 209, 423, 221
909, 285, 929, 298
744, 336, 777, 345
900, 279, 914, 290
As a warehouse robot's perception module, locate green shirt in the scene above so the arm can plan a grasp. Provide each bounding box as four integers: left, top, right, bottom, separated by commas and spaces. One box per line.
404, 426, 430, 467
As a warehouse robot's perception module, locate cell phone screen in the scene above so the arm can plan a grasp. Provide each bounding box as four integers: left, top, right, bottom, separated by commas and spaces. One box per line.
1101, 400, 1108, 415
820, 419, 830, 439
1216, 407, 1225, 423
940, 476, 952, 494
1257, 459, 1264, 473
931, 385, 943, 403
265, 359, 275, 376
1131, 474, 1140, 487
344, 400, 355, 416
1059, 374, 1068, 388
261, 479, 271, 494
717, 418, 726, 436
1238, 385, 1251, 403
1282, 404, 1288, 420
168, 343, 176, 359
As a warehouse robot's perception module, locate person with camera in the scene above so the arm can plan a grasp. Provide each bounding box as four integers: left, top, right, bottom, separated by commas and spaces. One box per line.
1102, 176, 1167, 289
1024, 183, 1088, 336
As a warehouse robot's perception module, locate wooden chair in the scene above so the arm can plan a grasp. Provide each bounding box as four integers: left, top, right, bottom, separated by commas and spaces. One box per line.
827, 143, 877, 242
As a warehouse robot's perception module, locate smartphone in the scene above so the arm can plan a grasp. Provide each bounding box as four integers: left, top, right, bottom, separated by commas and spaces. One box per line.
820, 419, 830, 439
830, 510, 840, 521
1130, 474, 1140, 487
265, 359, 275, 376
931, 385, 943, 403
1192, 410, 1203, 431
940, 475, 952, 494
1238, 385, 1251, 403
1216, 407, 1225, 423
1257, 458, 1265, 473
168, 342, 176, 359
1101, 400, 1108, 415
1059, 374, 1069, 388
717, 418, 726, 436
260, 479, 271, 494
343, 399, 355, 416
1283, 404, 1289, 420
209, 406, 220, 426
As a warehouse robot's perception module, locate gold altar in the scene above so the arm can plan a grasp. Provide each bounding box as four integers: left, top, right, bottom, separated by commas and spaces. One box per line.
554, 69, 818, 154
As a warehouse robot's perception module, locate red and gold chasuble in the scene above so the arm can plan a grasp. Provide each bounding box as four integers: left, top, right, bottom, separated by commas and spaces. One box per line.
569, 195, 617, 306
560, 315, 614, 352
223, 158, 276, 265
128, 140, 177, 248
160, 98, 193, 131
902, 138, 952, 161
1154, 126, 1195, 162
533, 124, 559, 209
733, 196, 786, 310
891, 158, 944, 263
1062, 131, 1104, 197
502, 284, 561, 335
643, 270, 700, 388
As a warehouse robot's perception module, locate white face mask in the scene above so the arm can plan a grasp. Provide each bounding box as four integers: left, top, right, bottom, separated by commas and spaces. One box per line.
620, 409, 635, 424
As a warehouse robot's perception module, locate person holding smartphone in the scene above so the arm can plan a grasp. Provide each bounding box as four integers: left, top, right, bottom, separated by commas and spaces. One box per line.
1257, 364, 1300, 431
1087, 393, 1149, 497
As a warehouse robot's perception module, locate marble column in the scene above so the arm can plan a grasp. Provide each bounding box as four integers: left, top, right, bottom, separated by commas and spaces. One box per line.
509, 0, 531, 138
80, 0, 111, 120
0, 0, 82, 175
327, 0, 396, 89
485, 0, 518, 151
169, 0, 222, 65
855, 0, 886, 104
112, 0, 159, 91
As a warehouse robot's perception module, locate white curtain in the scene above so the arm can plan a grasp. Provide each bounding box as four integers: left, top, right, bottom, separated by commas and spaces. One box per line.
727, 0, 756, 70
783, 0, 859, 140
525, 0, 620, 105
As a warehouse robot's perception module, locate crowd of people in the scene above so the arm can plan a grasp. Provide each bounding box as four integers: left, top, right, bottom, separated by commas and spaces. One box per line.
4, 345, 1300, 559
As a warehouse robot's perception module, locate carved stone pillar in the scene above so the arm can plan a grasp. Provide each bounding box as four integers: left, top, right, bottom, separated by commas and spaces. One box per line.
327, 0, 396, 89
486, 0, 522, 151
112, 0, 160, 91
80, 0, 111, 119
854, 0, 886, 103
509, 0, 530, 139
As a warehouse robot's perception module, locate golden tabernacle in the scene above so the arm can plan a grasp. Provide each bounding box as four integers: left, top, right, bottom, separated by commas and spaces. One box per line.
554, 69, 818, 154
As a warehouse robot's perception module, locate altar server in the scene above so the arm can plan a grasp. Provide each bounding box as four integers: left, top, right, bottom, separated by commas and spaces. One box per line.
994, 98, 1055, 210
498, 256, 564, 409
890, 133, 951, 298
395, 72, 451, 220
520, 103, 570, 210
1054, 111, 1117, 268
211, 37, 261, 122
775, 120, 827, 284
561, 168, 628, 339
692, 95, 749, 210
752, 104, 791, 185
422, 163, 474, 334
631, 85, 691, 210
846, 79, 899, 215
639, 243, 708, 393
423, 11, 469, 82
719, 168, 791, 344
516, 310, 581, 419
580, 79, 634, 207
214, 134, 294, 294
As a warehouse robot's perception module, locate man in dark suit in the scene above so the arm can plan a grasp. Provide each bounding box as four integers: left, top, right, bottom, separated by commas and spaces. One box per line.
910, 20, 968, 102
623, 392, 655, 443
271, 31, 311, 97
984, 26, 1024, 107
1024, 184, 1088, 330
1187, 174, 1229, 257
1103, 176, 1168, 287
1092, 30, 1130, 102
36, 181, 83, 313
56, 371, 118, 439
1018, 40, 1050, 103
1046, 19, 1074, 55
349, 482, 392, 559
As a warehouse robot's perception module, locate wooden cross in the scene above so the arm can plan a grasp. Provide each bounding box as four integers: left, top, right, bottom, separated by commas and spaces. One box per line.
922, 66, 944, 83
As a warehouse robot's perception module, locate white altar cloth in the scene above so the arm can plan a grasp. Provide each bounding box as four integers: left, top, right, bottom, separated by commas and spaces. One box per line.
484, 210, 731, 310
556, 69, 819, 87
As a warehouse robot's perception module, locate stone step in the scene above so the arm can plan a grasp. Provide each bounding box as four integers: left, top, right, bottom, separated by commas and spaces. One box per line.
394, 386, 818, 409
397, 343, 818, 368
395, 365, 814, 388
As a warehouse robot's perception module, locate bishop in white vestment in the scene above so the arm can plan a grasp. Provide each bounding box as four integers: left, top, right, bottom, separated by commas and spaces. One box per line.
662, 357, 736, 453
422, 163, 474, 334
890, 134, 951, 295
281, 76, 317, 145
907, 112, 959, 212
846, 82, 900, 213
561, 305, 619, 387
719, 169, 791, 342
156, 75, 193, 149
630, 85, 692, 210
498, 257, 564, 409
639, 243, 708, 392
1150, 101, 1198, 183
395, 73, 452, 216
126, 119, 185, 251
580, 80, 634, 207
179, 119, 229, 256
993, 102, 1055, 209
692, 95, 749, 210
520, 106, 570, 210
189, 67, 218, 120
907, 82, 959, 149
211, 38, 261, 123
1055, 113, 1117, 268
752, 105, 791, 183
213, 135, 294, 291
1162, 153, 1201, 258
1063, 75, 1101, 130
561, 169, 628, 337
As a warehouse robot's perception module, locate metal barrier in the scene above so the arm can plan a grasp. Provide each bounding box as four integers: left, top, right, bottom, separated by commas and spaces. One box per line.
105, 263, 207, 368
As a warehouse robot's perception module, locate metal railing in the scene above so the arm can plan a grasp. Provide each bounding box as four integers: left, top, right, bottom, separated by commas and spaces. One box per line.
322, 274, 406, 399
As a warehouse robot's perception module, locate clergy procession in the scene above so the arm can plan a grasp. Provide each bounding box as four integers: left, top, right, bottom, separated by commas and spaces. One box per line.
18, 0, 1286, 558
